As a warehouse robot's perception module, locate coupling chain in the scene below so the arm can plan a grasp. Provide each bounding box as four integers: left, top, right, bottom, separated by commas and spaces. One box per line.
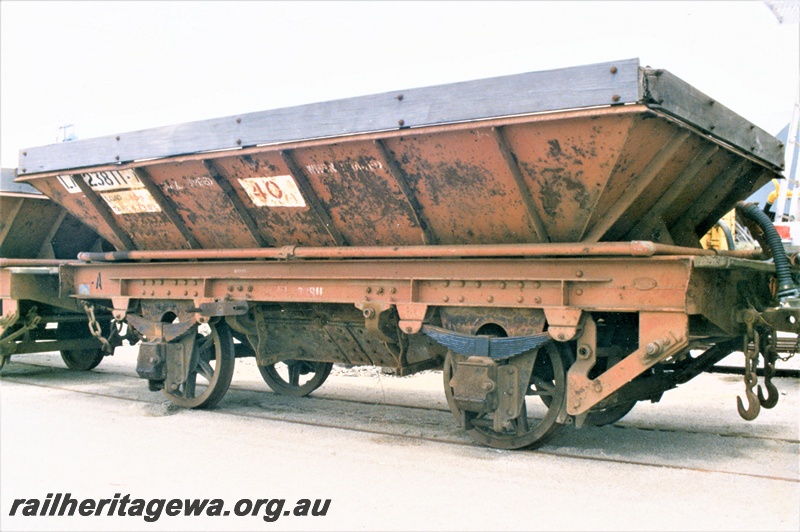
82, 303, 113, 354
737, 320, 761, 420
775, 335, 798, 362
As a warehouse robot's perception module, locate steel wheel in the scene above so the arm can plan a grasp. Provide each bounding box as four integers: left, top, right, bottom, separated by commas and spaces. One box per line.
259, 360, 333, 397
163, 321, 235, 409
61, 349, 105, 371
585, 400, 636, 426
443, 342, 567, 450
58, 321, 105, 371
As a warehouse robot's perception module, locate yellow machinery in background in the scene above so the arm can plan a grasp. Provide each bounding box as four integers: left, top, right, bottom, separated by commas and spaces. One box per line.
702, 210, 737, 250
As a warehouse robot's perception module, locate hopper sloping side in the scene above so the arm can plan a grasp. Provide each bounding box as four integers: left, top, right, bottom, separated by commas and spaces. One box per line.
18, 106, 777, 251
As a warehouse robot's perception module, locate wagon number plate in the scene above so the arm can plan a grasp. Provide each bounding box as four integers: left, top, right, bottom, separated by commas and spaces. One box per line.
58, 170, 144, 193
57, 170, 162, 214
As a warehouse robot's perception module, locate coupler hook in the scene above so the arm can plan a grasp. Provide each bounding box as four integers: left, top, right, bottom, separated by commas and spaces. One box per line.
737, 327, 761, 421
757, 331, 780, 409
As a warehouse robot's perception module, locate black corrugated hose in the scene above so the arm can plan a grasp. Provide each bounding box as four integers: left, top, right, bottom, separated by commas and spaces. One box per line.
715, 220, 736, 251
735, 201, 799, 300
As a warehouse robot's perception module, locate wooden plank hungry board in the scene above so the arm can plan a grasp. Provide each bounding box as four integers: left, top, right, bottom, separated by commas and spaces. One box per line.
18, 59, 641, 175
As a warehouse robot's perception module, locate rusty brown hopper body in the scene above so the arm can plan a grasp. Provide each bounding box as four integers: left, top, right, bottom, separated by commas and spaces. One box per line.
15, 59, 784, 252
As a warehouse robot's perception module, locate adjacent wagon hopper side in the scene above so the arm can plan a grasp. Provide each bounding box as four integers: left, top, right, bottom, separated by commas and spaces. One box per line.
0, 168, 107, 259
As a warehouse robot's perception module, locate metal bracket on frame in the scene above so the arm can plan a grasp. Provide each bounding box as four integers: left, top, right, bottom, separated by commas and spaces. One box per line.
566, 312, 689, 416
356, 301, 397, 343
544, 307, 583, 341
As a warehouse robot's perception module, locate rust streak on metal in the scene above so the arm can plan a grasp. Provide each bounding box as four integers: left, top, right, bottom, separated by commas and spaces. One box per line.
492, 126, 549, 243
583, 130, 691, 243
133, 168, 202, 249
72, 174, 137, 250
373, 139, 436, 245
280, 150, 347, 246
203, 160, 273, 247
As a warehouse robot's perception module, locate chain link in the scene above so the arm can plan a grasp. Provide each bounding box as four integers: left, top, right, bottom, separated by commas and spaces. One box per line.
82, 303, 113, 354
737, 316, 761, 420
776, 335, 798, 362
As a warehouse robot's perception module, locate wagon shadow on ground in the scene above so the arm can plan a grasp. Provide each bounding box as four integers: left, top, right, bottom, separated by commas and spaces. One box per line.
2, 357, 796, 482
217, 382, 799, 481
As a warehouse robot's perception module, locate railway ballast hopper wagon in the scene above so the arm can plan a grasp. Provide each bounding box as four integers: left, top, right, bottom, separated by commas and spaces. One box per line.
3, 59, 798, 449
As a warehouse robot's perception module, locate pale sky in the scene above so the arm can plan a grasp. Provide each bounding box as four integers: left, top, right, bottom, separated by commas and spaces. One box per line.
1, 1, 798, 169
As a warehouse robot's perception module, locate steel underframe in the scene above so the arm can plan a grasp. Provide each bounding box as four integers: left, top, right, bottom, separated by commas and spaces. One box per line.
0, 253, 775, 417
60, 256, 696, 315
